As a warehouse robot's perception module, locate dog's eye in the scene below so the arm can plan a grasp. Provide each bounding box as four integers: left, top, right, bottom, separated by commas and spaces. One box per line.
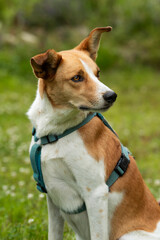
71, 75, 83, 82
97, 70, 100, 78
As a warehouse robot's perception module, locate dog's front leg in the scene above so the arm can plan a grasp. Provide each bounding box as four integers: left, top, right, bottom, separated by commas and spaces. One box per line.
85, 184, 109, 240
47, 195, 64, 240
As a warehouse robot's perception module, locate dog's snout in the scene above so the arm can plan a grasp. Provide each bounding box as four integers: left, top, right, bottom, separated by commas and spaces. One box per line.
103, 91, 117, 103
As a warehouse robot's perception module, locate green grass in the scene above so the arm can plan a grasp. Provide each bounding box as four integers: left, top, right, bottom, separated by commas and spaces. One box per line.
0, 58, 160, 238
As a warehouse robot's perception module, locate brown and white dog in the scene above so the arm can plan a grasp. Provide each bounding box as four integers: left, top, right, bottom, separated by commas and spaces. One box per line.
27, 26, 160, 240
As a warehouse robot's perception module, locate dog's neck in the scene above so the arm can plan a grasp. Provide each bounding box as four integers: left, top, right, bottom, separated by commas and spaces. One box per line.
27, 89, 87, 138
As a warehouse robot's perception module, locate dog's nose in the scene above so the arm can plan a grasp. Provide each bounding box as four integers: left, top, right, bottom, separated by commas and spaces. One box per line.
103, 91, 117, 103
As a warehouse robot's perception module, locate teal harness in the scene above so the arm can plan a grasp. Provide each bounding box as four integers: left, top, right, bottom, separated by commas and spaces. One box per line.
30, 112, 131, 214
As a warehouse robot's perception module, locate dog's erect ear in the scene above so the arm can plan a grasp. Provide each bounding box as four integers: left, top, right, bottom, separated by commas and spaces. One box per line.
75, 26, 112, 61
30, 49, 62, 79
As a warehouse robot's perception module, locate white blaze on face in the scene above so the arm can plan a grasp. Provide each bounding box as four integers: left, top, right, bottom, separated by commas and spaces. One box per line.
80, 58, 114, 109
80, 59, 112, 94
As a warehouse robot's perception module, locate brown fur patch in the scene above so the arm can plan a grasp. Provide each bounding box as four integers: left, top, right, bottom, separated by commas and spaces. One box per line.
99, 209, 103, 213
96, 233, 100, 238
31, 49, 62, 79
75, 26, 112, 61
44, 50, 99, 109
86, 187, 91, 192
79, 116, 160, 240
110, 156, 160, 240
79, 117, 121, 175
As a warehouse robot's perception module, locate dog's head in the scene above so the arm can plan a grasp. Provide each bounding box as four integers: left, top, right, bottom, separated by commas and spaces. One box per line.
31, 26, 117, 112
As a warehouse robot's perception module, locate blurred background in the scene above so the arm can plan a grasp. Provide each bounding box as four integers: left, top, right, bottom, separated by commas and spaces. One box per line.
0, 0, 160, 239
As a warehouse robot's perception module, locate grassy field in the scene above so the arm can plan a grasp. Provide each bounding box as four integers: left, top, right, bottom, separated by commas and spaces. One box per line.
0, 47, 160, 239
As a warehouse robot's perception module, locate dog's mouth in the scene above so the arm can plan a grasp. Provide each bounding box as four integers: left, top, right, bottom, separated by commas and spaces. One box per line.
79, 104, 113, 112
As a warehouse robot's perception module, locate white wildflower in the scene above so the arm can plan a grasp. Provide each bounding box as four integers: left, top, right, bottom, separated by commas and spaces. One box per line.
27, 193, 33, 199
2, 185, 8, 191
24, 157, 30, 164
6, 190, 11, 195
19, 167, 30, 174
18, 181, 25, 186
154, 179, 160, 186
10, 185, 16, 190
39, 193, 45, 199
28, 218, 34, 224
11, 171, 17, 177
11, 192, 16, 197
1, 167, 6, 172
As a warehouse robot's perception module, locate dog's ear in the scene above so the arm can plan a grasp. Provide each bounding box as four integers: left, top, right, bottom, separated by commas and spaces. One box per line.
75, 26, 112, 61
30, 49, 62, 79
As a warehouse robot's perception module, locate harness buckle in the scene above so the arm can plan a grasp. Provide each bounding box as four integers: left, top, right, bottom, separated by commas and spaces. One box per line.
41, 134, 59, 145
115, 153, 130, 176
47, 135, 58, 143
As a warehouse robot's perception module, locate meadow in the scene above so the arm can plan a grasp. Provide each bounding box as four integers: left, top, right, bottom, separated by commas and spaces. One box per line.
0, 38, 160, 239
0, 0, 160, 236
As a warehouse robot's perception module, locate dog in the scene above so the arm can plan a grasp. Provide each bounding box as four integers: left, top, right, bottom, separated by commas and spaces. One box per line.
27, 26, 160, 240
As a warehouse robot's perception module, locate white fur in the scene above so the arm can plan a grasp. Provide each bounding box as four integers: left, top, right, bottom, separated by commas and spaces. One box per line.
40, 130, 110, 239
80, 58, 114, 109
120, 222, 160, 240
80, 59, 112, 93
108, 192, 124, 235
27, 89, 87, 138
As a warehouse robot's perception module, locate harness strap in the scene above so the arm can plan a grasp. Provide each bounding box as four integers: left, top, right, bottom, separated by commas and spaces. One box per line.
40, 113, 97, 145
106, 145, 130, 188
30, 112, 131, 214
96, 112, 118, 136
30, 143, 47, 193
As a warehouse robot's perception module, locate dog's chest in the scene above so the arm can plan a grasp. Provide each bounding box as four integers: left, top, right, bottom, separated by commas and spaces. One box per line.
30, 130, 125, 239
39, 130, 106, 212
